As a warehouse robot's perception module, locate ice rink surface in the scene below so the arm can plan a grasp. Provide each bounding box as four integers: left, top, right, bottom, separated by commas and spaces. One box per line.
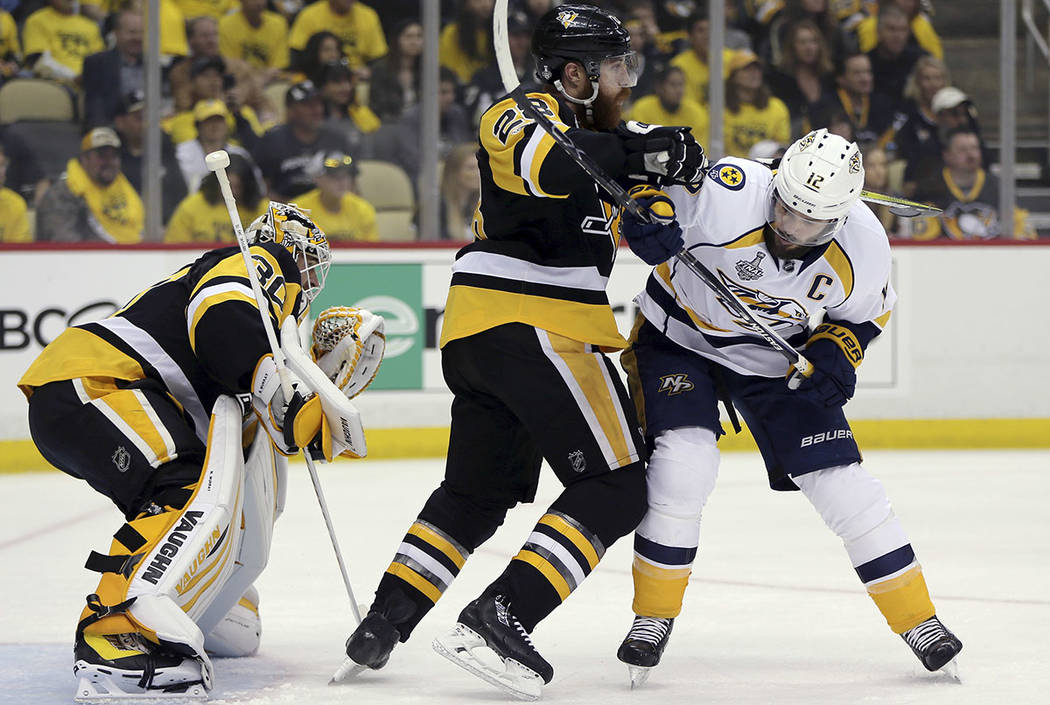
2, 449, 1047, 705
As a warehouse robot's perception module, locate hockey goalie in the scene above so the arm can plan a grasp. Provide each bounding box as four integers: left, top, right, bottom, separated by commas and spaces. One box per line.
17, 202, 385, 699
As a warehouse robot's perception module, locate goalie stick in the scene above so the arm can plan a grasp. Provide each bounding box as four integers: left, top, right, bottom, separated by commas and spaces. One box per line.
204, 150, 363, 628
491, 0, 814, 382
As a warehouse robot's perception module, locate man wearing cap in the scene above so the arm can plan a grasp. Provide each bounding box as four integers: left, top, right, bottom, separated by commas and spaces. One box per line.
115, 90, 188, 224
722, 50, 790, 158
176, 98, 264, 193
165, 55, 265, 148
294, 152, 377, 241
36, 127, 145, 243
901, 86, 987, 196
83, 7, 144, 129
253, 80, 353, 201
22, 0, 104, 84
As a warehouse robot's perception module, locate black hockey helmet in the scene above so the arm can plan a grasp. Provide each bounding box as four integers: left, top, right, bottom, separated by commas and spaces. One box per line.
532, 4, 633, 84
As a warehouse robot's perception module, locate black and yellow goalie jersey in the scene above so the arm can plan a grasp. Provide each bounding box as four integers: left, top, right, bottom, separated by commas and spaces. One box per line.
19, 243, 306, 441
439, 91, 632, 351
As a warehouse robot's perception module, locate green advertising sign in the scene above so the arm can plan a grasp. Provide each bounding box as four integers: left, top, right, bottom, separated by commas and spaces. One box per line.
313, 263, 423, 390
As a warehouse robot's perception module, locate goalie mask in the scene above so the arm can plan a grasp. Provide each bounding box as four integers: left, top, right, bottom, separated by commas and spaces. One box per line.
767, 129, 864, 247
247, 202, 331, 303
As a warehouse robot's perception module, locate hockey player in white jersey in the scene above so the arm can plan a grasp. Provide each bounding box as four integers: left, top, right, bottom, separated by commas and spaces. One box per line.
615, 129, 962, 686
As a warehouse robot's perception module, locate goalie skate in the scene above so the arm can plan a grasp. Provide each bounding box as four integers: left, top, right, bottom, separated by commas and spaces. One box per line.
73, 633, 208, 701
432, 593, 553, 702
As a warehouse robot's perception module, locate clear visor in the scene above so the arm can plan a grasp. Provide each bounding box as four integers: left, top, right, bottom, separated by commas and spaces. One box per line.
766, 188, 841, 247
600, 52, 640, 88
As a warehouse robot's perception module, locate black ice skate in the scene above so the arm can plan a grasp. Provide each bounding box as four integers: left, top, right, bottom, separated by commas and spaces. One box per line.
73, 630, 209, 700
901, 615, 963, 676
432, 593, 553, 701
331, 612, 402, 683
616, 615, 674, 688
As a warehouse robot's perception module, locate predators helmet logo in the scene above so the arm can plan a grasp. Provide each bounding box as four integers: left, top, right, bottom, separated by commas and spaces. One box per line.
849, 151, 862, 174
798, 132, 816, 151
556, 10, 579, 28
711, 164, 746, 191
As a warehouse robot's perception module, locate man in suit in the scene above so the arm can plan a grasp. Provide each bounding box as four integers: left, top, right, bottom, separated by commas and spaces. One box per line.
83, 7, 144, 128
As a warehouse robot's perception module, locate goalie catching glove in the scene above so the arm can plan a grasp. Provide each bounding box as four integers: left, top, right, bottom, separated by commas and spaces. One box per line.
619, 185, 684, 265
617, 121, 708, 186
787, 323, 864, 407
311, 306, 385, 400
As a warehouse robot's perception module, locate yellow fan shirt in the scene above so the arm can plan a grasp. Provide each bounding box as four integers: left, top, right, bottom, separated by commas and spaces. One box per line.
855, 12, 943, 59
288, 1, 387, 69
65, 158, 144, 243
79, 0, 187, 56
722, 97, 791, 158
165, 191, 265, 243
173, 0, 236, 20
670, 48, 739, 105
0, 11, 20, 60
163, 104, 264, 145
0, 187, 30, 242
628, 95, 710, 146
22, 7, 104, 75
219, 9, 290, 70
294, 188, 378, 242
438, 23, 490, 84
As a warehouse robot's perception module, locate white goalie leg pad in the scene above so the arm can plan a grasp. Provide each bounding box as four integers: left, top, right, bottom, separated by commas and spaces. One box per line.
125, 396, 247, 662
198, 422, 284, 645
280, 316, 367, 458
636, 426, 720, 550
204, 585, 261, 657
793, 463, 911, 568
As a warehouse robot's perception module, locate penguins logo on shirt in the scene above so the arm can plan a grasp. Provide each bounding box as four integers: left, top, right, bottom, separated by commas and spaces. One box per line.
711, 164, 746, 191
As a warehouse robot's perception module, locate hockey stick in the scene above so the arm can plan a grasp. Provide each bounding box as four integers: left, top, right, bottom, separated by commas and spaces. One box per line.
204, 150, 363, 627
859, 190, 941, 217
492, 0, 813, 382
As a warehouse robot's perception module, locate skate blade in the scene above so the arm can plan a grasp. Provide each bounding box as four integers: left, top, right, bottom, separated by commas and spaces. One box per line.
433, 624, 543, 702
75, 673, 207, 702
937, 657, 961, 683
329, 657, 369, 685
627, 664, 653, 689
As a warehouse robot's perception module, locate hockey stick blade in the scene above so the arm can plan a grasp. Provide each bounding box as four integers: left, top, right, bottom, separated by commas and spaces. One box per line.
860, 190, 942, 217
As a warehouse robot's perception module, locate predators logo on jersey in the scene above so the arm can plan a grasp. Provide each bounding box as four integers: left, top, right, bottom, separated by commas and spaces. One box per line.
717, 268, 807, 327
711, 164, 746, 191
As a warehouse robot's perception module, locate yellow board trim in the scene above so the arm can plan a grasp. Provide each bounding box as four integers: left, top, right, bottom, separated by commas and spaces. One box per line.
408, 522, 467, 569
386, 562, 443, 603
513, 549, 571, 601
4, 418, 1049, 473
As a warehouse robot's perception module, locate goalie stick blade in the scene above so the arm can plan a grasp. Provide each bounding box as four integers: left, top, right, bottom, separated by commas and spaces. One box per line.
329, 657, 369, 685
432, 624, 543, 702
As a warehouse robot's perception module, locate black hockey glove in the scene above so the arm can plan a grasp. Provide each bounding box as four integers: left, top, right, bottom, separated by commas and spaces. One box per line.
788, 323, 863, 407
617, 121, 708, 186
620, 185, 684, 265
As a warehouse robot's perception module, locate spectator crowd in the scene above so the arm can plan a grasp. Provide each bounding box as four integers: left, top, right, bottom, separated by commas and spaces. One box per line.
0, 0, 1039, 243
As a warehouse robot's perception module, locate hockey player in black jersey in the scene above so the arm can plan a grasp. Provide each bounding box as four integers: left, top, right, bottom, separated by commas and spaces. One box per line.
18, 202, 386, 698
338, 4, 706, 700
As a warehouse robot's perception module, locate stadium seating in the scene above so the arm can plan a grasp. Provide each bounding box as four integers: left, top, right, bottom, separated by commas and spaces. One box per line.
355, 159, 416, 241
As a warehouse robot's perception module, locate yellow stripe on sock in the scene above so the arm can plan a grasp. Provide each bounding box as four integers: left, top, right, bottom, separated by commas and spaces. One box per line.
407, 522, 467, 569
631, 556, 691, 619
537, 514, 600, 570
513, 549, 571, 601
386, 563, 443, 603
867, 565, 936, 633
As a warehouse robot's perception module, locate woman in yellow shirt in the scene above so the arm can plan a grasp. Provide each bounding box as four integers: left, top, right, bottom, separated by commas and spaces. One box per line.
0, 143, 30, 242
439, 0, 494, 84
294, 153, 378, 242
165, 154, 264, 243
722, 51, 791, 158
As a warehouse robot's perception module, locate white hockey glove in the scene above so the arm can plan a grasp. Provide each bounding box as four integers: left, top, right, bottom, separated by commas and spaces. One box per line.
311, 306, 386, 400
250, 354, 311, 456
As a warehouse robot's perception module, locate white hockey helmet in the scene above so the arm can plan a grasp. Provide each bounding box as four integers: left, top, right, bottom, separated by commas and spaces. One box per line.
247, 201, 331, 303
767, 129, 864, 246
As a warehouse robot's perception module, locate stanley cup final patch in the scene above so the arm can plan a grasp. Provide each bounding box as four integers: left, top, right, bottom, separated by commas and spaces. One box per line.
710, 164, 746, 190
